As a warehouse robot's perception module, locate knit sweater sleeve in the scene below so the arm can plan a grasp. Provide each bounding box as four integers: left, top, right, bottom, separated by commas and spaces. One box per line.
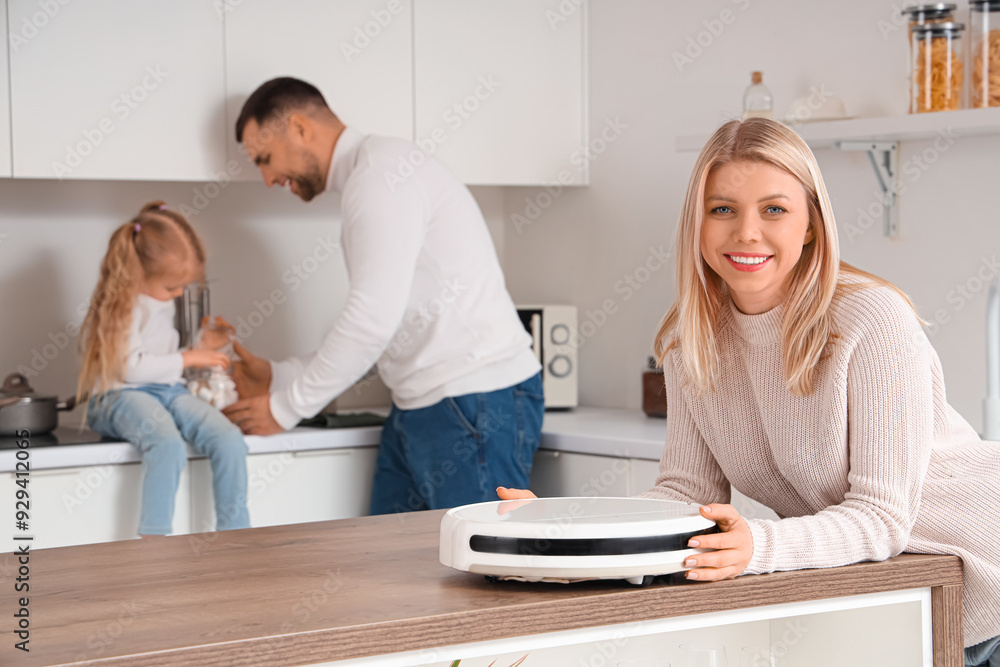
639, 358, 731, 506
744, 291, 934, 575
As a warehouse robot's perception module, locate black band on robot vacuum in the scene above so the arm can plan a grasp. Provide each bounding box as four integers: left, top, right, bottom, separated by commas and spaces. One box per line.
468, 525, 721, 557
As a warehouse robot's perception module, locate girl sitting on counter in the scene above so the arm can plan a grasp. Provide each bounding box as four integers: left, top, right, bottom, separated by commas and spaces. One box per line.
499, 118, 1000, 665
77, 201, 250, 537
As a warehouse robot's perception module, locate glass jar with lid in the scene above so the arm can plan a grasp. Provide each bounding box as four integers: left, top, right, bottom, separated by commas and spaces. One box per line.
911, 21, 966, 112
971, 0, 1000, 107
903, 5, 958, 112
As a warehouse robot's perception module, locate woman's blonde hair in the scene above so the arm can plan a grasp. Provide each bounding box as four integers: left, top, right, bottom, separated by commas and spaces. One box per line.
653, 118, 915, 396
77, 201, 206, 402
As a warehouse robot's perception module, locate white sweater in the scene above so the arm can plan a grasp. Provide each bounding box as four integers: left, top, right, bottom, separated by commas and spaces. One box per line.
642, 281, 1000, 646
119, 294, 184, 387
268, 128, 539, 429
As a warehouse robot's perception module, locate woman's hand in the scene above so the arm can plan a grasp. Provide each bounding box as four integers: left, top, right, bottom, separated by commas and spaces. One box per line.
182, 349, 231, 370
231, 340, 272, 399
496, 486, 537, 515
683, 503, 754, 581
496, 487, 536, 501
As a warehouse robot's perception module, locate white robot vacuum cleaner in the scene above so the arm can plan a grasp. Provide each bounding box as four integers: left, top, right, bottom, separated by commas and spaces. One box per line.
440, 497, 718, 585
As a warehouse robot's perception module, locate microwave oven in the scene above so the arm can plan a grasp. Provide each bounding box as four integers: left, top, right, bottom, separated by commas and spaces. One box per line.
516, 305, 578, 409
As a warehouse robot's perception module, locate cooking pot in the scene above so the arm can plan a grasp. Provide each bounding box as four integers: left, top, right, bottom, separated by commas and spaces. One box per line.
0, 373, 77, 436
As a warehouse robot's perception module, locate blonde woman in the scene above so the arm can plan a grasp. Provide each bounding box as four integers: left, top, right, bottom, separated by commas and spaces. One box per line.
499, 118, 1000, 664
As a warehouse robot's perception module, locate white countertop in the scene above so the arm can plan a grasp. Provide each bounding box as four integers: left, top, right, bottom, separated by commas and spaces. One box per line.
541, 407, 666, 461
0, 425, 385, 473
1, 407, 665, 472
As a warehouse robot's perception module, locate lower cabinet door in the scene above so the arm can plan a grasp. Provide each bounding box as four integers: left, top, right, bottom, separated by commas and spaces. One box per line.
529, 450, 631, 498
189, 447, 379, 532
0, 463, 191, 549
628, 458, 661, 497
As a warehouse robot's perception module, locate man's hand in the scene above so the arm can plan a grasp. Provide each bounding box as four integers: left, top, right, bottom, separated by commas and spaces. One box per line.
682, 503, 754, 581
231, 340, 272, 400
223, 394, 283, 436
197, 316, 235, 351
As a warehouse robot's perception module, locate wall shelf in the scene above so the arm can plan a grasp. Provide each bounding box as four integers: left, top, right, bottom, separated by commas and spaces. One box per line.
675, 106, 1000, 152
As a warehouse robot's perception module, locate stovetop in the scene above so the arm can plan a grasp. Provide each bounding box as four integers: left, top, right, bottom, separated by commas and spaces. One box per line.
0, 427, 110, 450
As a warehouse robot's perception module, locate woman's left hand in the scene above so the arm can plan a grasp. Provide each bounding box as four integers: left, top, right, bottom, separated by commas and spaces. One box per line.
683, 503, 753, 581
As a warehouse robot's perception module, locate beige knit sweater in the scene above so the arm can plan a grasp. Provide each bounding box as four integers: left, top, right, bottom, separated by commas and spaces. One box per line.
642, 281, 1000, 647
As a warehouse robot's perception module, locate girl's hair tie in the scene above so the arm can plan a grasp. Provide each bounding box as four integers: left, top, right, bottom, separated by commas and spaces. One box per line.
134, 223, 141, 233
158, 204, 167, 210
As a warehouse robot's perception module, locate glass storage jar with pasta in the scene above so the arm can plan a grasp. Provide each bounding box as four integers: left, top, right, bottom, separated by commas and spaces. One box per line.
903, 4, 958, 113
972, 0, 1000, 107
911, 21, 966, 112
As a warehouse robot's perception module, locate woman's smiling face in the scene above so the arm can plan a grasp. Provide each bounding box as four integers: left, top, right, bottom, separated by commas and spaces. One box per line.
700, 160, 815, 314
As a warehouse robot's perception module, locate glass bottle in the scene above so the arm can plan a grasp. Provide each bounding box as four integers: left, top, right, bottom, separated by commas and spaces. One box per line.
742, 71, 773, 120
971, 0, 1000, 107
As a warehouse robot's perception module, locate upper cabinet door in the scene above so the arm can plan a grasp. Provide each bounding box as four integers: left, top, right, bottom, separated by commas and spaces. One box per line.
0, 0, 12, 177
414, 0, 588, 186
8, 1, 226, 180
225, 0, 414, 181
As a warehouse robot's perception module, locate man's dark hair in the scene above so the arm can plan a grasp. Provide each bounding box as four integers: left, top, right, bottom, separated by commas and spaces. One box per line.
235, 77, 331, 143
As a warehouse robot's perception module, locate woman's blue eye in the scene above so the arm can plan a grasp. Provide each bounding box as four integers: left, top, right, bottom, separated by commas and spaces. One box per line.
765, 205, 786, 214
712, 206, 732, 214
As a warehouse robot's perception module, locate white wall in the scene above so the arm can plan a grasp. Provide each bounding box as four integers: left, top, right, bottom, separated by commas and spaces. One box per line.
498, 0, 1000, 432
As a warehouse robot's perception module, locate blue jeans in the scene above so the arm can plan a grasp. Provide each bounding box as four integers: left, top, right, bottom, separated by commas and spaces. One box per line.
88, 384, 250, 536
370, 372, 544, 514
967, 635, 1000, 666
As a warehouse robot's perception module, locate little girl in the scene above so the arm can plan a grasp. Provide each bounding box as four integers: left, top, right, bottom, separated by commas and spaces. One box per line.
77, 201, 250, 537
500, 118, 1000, 665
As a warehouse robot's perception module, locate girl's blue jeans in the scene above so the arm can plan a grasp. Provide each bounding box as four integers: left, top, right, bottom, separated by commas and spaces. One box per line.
369, 372, 544, 514
88, 383, 250, 536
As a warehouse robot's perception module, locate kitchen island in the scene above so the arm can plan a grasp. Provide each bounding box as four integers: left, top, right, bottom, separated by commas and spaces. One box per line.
0, 509, 964, 667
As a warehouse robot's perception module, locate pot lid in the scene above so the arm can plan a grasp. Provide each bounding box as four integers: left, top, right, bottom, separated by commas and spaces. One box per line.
0, 373, 57, 401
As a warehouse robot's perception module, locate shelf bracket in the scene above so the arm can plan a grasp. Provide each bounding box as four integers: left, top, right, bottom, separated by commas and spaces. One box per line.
835, 141, 900, 238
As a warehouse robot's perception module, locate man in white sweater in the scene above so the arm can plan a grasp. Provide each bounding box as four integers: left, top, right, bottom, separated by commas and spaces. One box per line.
223, 77, 543, 514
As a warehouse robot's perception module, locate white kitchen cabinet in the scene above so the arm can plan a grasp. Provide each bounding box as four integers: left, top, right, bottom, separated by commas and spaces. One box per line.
189, 446, 379, 531
0, 0, 11, 177
224, 0, 414, 181
628, 458, 659, 496
320, 595, 926, 667
414, 0, 588, 185
7, 0, 226, 180
529, 450, 630, 498
0, 464, 191, 549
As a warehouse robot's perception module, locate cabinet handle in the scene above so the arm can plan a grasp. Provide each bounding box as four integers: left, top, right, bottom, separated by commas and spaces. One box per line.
4, 462, 137, 479
291, 448, 354, 458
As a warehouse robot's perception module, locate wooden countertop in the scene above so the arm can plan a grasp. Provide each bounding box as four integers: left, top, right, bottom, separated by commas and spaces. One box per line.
1, 510, 963, 667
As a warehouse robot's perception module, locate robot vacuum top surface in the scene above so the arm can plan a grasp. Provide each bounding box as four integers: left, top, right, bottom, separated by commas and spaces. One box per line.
445, 497, 714, 539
